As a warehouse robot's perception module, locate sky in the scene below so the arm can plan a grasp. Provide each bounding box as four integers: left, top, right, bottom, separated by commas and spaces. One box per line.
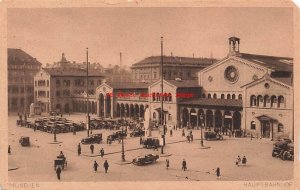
7, 7, 293, 67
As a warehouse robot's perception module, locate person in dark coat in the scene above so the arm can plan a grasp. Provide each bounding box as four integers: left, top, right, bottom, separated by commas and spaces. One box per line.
90, 144, 94, 154
215, 167, 221, 178
8, 145, 11, 154
170, 129, 173, 137
140, 136, 143, 145
56, 166, 62, 180
100, 148, 104, 158
103, 160, 109, 173
93, 161, 99, 172
166, 159, 170, 170
190, 134, 193, 142
242, 156, 247, 165
182, 159, 187, 171
182, 129, 185, 137
77, 143, 81, 156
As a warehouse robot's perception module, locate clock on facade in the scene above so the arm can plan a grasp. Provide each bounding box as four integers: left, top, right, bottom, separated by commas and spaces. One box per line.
224, 66, 239, 83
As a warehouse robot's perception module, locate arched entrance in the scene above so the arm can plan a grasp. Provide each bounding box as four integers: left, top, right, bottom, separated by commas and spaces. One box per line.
140, 105, 145, 118
125, 104, 129, 117
120, 103, 125, 118
206, 110, 213, 128
56, 104, 61, 112
224, 111, 232, 131
130, 104, 134, 118
99, 94, 104, 117
215, 110, 222, 128
198, 109, 205, 127
182, 108, 189, 127
233, 111, 241, 130
64, 103, 69, 113
134, 104, 139, 118
116, 103, 120, 117
190, 108, 197, 127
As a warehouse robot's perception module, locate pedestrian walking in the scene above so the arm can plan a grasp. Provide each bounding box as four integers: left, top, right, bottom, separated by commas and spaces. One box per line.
236, 155, 241, 166
166, 159, 170, 170
90, 144, 94, 154
93, 161, 99, 172
8, 145, 11, 154
242, 156, 247, 165
77, 143, 81, 156
187, 135, 191, 143
215, 167, 221, 178
190, 134, 193, 142
100, 148, 104, 158
250, 133, 253, 140
103, 160, 109, 173
182, 129, 185, 137
170, 129, 173, 137
56, 166, 62, 180
173, 125, 175, 130
140, 136, 143, 145
182, 159, 187, 171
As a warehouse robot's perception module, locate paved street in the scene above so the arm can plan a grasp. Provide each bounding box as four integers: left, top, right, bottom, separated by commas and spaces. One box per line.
8, 113, 293, 181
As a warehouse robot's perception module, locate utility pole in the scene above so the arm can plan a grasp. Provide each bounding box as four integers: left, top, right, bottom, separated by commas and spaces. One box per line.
121, 127, 125, 161
160, 37, 165, 154
86, 48, 90, 137
23, 62, 26, 116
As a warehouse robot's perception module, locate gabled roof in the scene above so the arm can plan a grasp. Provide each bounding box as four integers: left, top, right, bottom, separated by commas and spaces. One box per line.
239, 53, 293, 72
166, 80, 200, 88
179, 98, 243, 107
240, 74, 292, 89
8, 48, 42, 66
42, 68, 105, 77
131, 56, 216, 68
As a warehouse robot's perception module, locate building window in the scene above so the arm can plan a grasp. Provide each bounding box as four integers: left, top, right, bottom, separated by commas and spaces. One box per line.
47, 91, 49, 97
278, 96, 284, 108
208, 94, 211, 99
213, 93, 217, 99
202, 94, 206, 98
153, 112, 156, 119
232, 94, 236, 99
187, 71, 191, 78
168, 93, 172, 102
251, 121, 256, 130
250, 95, 256, 106
56, 91, 60, 97
257, 95, 263, 107
227, 94, 231, 99
38, 80, 46, 86
47, 80, 49, 87
221, 94, 225, 99
238, 94, 242, 100
278, 123, 284, 132
56, 79, 60, 86
152, 93, 155, 101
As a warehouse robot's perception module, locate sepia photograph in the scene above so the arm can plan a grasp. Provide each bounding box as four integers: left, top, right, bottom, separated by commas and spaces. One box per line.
1, 1, 298, 189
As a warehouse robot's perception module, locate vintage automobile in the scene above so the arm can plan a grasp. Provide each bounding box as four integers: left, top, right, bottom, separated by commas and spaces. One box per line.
50, 111, 60, 116
272, 141, 294, 161
130, 129, 145, 137
19, 136, 30, 146
107, 131, 127, 142
143, 137, 160, 149
204, 131, 223, 140
132, 154, 159, 166
81, 133, 103, 144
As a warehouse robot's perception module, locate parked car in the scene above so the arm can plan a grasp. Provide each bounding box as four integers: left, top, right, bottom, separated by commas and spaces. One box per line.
130, 129, 145, 137
107, 131, 127, 142
50, 111, 60, 116
132, 154, 159, 166
81, 134, 102, 144
272, 141, 294, 161
19, 136, 30, 146
143, 137, 160, 149
204, 131, 223, 140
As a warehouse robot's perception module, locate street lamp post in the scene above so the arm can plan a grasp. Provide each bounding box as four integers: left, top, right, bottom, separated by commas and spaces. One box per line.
160, 36, 165, 154
121, 127, 125, 161
86, 48, 90, 137
54, 121, 57, 142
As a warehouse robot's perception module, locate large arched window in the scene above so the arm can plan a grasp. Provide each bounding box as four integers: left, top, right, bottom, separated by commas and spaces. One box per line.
238, 94, 242, 100
227, 94, 231, 99
232, 94, 236, 99
208, 94, 212, 99
278, 123, 284, 132
213, 93, 217, 99
156, 93, 160, 102
250, 95, 256, 106
202, 94, 206, 98
257, 95, 263, 107
168, 93, 172, 102
263, 95, 270, 107
153, 112, 156, 119
251, 121, 256, 130
270, 95, 277, 107
221, 94, 225, 99
278, 96, 284, 108
152, 93, 156, 101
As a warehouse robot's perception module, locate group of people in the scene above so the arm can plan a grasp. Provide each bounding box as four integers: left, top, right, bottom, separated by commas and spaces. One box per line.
236, 155, 247, 166
181, 129, 194, 142
93, 160, 109, 173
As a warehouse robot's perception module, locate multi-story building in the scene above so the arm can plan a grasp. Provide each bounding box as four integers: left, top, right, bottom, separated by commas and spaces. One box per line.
94, 37, 293, 140
34, 53, 105, 114
131, 55, 216, 82
8, 48, 42, 112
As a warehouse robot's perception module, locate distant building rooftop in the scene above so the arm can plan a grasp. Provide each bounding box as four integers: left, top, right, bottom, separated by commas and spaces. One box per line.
8, 48, 42, 66
42, 68, 105, 77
